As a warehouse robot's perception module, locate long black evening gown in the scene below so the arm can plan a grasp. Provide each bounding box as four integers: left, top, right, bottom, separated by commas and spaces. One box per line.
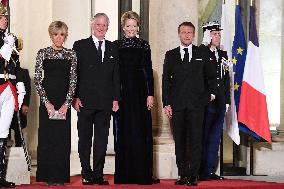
34, 47, 77, 183
114, 36, 154, 184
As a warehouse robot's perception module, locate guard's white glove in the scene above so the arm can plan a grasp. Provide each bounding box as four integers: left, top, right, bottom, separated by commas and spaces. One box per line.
226, 104, 230, 113
0, 43, 13, 61
5, 33, 15, 46
0, 33, 15, 61
221, 57, 232, 70
202, 30, 212, 46
16, 82, 26, 109
210, 94, 215, 101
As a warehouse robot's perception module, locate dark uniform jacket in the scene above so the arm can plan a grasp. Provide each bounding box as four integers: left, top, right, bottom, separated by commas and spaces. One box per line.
0, 30, 21, 87
162, 45, 217, 111
199, 44, 230, 107
73, 37, 120, 110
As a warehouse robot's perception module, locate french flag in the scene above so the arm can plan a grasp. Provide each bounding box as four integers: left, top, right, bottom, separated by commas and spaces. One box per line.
238, 6, 271, 143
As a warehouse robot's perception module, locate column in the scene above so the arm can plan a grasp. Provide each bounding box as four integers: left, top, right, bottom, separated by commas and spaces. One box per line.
149, 0, 198, 144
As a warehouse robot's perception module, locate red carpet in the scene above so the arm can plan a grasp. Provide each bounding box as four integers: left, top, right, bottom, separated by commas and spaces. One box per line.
14, 175, 284, 189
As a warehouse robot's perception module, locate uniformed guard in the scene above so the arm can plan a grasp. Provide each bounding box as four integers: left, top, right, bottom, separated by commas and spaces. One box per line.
199, 21, 230, 181
0, 2, 25, 188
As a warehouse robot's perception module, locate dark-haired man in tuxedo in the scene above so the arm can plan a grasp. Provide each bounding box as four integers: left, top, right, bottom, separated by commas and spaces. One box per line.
162, 21, 216, 186
73, 13, 120, 185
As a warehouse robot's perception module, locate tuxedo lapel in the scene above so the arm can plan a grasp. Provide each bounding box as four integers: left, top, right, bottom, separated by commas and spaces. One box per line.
86, 36, 101, 62
174, 47, 189, 70
104, 41, 111, 62
174, 47, 183, 63
87, 36, 98, 51
191, 45, 198, 62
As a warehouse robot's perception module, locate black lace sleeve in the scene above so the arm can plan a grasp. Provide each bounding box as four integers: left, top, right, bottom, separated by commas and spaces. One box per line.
64, 50, 77, 106
34, 49, 49, 105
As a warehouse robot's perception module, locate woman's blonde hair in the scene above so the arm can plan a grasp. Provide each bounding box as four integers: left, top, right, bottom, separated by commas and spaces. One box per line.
48, 21, 68, 40
121, 11, 140, 27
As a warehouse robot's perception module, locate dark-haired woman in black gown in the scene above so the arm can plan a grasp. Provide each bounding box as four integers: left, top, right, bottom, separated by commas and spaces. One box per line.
114, 11, 158, 185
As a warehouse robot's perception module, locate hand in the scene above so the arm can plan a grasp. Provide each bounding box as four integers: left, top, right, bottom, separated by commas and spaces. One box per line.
45, 102, 55, 117
59, 104, 68, 118
226, 104, 230, 113
112, 101, 119, 112
210, 94, 215, 101
5, 34, 15, 46
147, 96, 154, 110
21, 105, 29, 116
164, 105, 172, 119
72, 98, 83, 112
16, 82, 26, 109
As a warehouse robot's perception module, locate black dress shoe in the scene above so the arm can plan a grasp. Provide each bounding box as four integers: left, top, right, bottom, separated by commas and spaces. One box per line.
187, 176, 198, 186
152, 178, 160, 184
0, 179, 16, 188
55, 182, 64, 186
82, 178, 94, 185
208, 173, 225, 180
174, 176, 187, 185
93, 177, 109, 185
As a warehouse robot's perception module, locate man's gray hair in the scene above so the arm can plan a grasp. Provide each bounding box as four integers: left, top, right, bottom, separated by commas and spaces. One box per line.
92, 13, 110, 25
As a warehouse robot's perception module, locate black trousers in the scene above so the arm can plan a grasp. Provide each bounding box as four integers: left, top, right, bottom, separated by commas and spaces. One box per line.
77, 108, 111, 179
172, 107, 204, 177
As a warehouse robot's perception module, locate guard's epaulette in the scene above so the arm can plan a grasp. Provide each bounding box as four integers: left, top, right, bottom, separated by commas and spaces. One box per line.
16, 37, 23, 51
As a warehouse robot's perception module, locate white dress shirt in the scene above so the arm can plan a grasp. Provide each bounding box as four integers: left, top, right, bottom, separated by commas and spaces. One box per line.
180, 44, 192, 62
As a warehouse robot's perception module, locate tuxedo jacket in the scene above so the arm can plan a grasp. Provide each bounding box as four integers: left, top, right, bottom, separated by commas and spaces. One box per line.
73, 37, 120, 110
199, 44, 230, 107
162, 45, 217, 111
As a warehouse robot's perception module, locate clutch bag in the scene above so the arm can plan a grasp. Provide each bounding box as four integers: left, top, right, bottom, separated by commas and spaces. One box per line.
49, 110, 66, 120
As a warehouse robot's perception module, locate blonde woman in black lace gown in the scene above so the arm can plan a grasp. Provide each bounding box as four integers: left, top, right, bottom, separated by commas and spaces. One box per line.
34, 21, 77, 186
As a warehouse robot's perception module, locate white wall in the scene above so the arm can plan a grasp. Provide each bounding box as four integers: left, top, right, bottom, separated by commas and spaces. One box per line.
259, 0, 282, 128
